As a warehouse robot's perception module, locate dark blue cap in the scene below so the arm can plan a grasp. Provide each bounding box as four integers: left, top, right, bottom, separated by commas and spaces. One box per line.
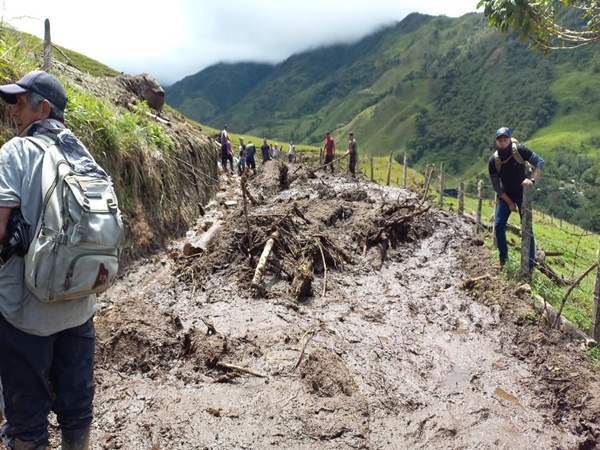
0, 70, 67, 111
496, 127, 511, 139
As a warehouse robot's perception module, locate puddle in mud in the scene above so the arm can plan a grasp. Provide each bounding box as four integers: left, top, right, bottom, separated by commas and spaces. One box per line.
445, 366, 470, 387
493, 387, 524, 408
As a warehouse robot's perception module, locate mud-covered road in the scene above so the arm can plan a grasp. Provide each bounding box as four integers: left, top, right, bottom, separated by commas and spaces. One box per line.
74, 162, 600, 449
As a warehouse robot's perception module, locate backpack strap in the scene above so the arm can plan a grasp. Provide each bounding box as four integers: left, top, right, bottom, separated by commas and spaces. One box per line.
511, 142, 525, 165
493, 150, 515, 173
25, 135, 71, 238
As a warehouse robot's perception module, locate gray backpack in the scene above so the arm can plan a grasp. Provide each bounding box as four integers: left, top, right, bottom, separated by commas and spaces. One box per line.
24, 134, 124, 302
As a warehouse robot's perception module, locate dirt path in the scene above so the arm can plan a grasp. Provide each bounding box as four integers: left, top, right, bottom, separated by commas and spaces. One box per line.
85, 162, 599, 449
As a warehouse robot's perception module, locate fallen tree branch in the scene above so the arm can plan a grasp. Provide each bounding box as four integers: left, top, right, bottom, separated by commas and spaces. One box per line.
311, 153, 348, 171
459, 274, 493, 290
294, 328, 317, 370
535, 251, 572, 286
379, 204, 431, 228
241, 175, 258, 205
463, 212, 520, 234
201, 316, 217, 336
216, 362, 267, 378
317, 240, 327, 297
251, 231, 279, 288
553, 262, 598, 328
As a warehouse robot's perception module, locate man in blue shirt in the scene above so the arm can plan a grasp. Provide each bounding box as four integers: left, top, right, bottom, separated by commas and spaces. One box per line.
488, 126, 544, 270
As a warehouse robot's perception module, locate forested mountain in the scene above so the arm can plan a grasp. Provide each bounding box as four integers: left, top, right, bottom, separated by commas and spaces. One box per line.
164, 12, 600, 230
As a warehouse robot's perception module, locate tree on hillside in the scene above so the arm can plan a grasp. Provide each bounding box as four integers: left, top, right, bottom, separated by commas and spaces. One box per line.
478, 0, 600, 49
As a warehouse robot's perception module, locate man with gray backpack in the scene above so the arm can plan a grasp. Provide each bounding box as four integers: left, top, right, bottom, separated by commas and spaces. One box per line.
488, 126, 544, 271
0, 70, 124, 449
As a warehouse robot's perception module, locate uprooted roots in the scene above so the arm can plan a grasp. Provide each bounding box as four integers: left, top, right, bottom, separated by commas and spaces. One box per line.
174, 180, 432, 300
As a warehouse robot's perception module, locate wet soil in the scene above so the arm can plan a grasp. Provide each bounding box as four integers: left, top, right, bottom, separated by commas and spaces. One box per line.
63, 162, 600, 448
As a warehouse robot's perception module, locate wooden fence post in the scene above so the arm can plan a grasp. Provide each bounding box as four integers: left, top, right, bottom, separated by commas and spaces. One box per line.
421, 164, 434, 204
591, 239, 600, 341
492, 193, 498, 247
43, 19, 52, 71
520, 185, 533, 277
386, 151, 393, 186
403, 154, 407, 188
458, 179, 464, 214
370, 156, 374, 181
438, 161, 445, 207
476, 180, 483, 233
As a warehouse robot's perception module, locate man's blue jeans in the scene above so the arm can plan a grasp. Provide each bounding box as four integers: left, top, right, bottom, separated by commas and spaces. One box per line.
0, 314, 95, 448
494, 197, 535, 269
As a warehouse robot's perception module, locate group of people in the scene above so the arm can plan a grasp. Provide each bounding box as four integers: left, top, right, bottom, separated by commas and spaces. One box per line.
220, 125, 359, 178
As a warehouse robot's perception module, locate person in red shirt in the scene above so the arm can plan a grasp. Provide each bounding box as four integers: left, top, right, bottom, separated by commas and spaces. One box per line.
324, 131, 335, 172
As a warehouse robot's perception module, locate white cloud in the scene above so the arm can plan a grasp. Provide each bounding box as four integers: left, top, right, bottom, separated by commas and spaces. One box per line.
1, 0, 481, 85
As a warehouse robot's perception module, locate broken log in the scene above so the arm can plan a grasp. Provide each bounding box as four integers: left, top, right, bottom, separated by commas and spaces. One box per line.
241, 176, 258, 205
536, 253, 572, 286
183, 220, 223, 256
532, 294, 596, 347
251, 231, 279, 288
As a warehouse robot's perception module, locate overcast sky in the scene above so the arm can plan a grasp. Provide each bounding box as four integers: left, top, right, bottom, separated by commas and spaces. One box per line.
2, 0, 481, 86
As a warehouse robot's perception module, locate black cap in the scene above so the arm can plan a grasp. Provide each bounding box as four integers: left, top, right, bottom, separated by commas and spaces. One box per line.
0, 70, 67, 111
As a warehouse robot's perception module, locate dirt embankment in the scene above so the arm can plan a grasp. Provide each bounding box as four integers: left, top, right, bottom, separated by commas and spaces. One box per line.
85, 161, 600, 449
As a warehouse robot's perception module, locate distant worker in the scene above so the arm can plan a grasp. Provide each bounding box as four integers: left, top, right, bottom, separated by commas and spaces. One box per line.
261, 137, 271, 164
488, 126, 544, 270
345, 131, 358, 177
220, 124, 230, 172
237, 136, 246, 175
288, 141, 295, 162
324, 131, 335, 172
272, 143, 280, 160
224, 137, 234, 173
245, 140, 257, 175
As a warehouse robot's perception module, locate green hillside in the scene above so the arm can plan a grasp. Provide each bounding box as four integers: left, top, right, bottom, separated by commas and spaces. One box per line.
164, 11, 600, 231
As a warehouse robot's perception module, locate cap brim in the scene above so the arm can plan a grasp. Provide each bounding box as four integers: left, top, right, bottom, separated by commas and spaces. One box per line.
0, 83, 28, 104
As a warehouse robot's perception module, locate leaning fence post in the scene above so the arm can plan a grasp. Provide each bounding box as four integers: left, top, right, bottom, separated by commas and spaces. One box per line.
43, 19, 52, 71
591, 239, 600, 341
386, 151, 393, 186
403, 154, 407, 188
476, 180, 483, 233
370, 156, 374, 181
520, 185, 533, 277
438, 161, 445, 207
421, 164, 434, 204
458, 179, 464, 214
492, 193, 498, 247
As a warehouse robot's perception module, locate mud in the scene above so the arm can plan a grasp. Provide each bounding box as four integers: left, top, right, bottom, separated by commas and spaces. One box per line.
32, 161, 600, 449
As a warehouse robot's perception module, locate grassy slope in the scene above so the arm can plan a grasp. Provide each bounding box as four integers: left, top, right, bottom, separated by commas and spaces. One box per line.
527, 61, 600, 156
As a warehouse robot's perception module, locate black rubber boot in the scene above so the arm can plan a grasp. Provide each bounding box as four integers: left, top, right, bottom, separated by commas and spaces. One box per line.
61, 427, 90, 450
6, 438, 47, 450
